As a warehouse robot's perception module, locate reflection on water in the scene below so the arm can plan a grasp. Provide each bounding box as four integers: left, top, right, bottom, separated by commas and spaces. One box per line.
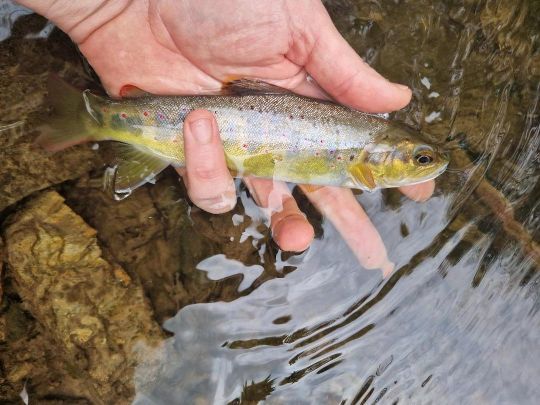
1, 0, 539, 403
135, 195, 538, 404
0, 1, 31, 41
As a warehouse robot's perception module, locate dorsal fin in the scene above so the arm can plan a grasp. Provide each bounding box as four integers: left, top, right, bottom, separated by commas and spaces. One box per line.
221, 79, 293, 96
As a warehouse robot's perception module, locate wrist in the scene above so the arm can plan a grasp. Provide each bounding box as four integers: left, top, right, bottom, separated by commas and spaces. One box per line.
16, 0, 131, 43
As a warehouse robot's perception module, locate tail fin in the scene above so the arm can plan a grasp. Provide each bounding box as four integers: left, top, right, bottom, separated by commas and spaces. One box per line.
37, 75, 99, 152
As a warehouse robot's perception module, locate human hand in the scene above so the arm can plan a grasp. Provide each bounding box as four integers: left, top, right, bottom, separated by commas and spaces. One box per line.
22, 0, 435, 275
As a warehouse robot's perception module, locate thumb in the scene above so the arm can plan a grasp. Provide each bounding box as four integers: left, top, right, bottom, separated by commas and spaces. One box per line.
302, 15, 412, 113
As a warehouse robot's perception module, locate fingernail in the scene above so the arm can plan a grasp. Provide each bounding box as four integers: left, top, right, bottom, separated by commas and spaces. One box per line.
189, 118, 213, 144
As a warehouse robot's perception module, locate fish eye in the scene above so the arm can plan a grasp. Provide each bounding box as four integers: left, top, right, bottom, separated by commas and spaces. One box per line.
415, 154, 434, 165
413, 146, 435, 165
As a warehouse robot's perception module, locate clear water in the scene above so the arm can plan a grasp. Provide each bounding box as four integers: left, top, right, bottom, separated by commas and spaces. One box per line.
1, 0, 539, 404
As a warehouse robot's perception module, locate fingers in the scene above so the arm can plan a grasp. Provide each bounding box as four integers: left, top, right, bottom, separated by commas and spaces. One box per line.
244, 177, 314, 252
179, 109, 237, 214
300, 185, 394, 277
299, 11, 411, 113
398, 180, 435, 202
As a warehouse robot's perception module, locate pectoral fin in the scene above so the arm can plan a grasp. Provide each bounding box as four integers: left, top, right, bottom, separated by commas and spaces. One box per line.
349, 163, 377, 191
104, 143, 169, 199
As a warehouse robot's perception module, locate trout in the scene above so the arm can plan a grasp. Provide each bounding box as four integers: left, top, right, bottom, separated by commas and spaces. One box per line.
39, 76, 449, 197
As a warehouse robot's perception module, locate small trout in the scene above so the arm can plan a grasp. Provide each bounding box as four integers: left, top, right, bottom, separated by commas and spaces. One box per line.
39, 76, 449, 197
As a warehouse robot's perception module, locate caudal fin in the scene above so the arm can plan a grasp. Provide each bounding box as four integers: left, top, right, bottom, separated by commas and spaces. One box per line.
37, 75, 98, 152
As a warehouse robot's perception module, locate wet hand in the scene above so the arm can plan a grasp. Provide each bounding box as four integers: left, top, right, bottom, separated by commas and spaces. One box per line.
180, 109, 433, 276
23, 0, 435, 275
180, 109, 316, 251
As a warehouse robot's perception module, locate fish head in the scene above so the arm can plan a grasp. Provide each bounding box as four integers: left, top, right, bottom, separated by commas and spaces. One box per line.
349, 128, 449, 190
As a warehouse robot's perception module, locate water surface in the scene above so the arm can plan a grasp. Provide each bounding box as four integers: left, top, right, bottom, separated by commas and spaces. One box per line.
0, 0, 538, 404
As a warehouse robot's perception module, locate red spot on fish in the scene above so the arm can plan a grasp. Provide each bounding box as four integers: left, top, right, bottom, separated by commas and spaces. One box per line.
121, 113, 127, 119
315, 152, 320, 156
143, 111, 149, 116
242, 143, 248, 148
337, 156, 342, 160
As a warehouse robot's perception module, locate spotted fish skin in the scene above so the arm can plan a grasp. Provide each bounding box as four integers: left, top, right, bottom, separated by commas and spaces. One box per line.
41, 77, 449, 193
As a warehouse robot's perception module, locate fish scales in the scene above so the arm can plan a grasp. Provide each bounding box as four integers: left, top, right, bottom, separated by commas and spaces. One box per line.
93, 93, 389, 186
40, 76, 449, 194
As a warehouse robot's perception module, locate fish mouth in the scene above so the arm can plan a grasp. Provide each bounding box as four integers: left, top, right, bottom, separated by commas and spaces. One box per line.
402, 161, 449, 187
385, 160, 449, 189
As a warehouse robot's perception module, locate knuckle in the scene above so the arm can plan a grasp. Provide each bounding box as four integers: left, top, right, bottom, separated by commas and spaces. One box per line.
192, 166, 227, 181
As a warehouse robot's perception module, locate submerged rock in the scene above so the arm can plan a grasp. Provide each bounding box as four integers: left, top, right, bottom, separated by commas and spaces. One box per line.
3, 191, 165, 404
64, 172, 282, 324
0, 119, 103, 213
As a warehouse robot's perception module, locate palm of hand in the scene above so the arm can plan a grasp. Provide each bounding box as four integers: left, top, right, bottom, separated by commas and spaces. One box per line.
78, 0, 304, 96
77, 0, 408, 111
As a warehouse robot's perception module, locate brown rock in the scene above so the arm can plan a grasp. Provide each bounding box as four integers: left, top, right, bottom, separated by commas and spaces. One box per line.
0, 270, 101, 404
3, 191, 165, 404
0, 122, 103, 213
0, 237, 4, 306
64, 173, 280, 323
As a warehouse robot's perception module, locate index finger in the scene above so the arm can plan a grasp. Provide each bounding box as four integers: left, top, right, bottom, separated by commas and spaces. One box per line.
300, 185, 394, 277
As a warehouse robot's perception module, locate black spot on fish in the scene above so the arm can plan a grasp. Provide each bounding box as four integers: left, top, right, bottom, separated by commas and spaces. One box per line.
349, 154, 355, 161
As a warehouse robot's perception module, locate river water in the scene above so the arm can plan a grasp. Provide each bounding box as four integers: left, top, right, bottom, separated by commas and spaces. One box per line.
1, 0, 539, 404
